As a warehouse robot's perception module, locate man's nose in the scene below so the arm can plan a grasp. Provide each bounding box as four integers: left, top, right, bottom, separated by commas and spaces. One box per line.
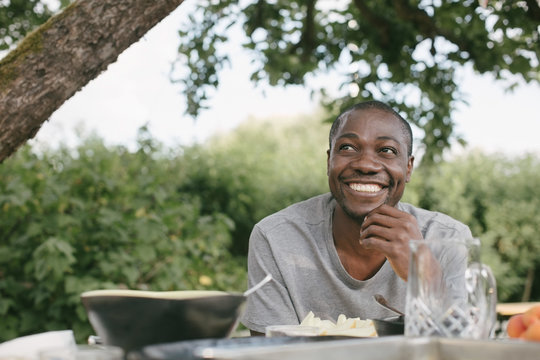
350, 151, 382, 173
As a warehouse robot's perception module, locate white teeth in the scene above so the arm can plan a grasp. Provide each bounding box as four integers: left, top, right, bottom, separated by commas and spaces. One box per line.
349, 183, 382, 193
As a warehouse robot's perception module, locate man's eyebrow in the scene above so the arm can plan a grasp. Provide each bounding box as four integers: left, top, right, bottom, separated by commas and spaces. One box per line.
377, 135, 401, 144
336, 134, 402, 144
336, 133, 359, 141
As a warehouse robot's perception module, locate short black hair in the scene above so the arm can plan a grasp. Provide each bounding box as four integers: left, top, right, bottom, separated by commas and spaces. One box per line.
329, 100, 413, 156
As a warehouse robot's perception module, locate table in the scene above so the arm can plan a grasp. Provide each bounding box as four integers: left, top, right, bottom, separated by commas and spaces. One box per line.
496, 302, 540, 316
192, 336, 540, 360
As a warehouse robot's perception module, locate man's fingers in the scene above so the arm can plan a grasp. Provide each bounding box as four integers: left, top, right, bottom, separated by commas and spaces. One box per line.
360, 236, 392, 253
361, 212, 399, 232
360, 224, 394, 242
362, 206, 421, 242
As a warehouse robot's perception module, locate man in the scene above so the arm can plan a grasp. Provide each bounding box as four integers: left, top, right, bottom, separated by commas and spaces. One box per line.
240, 100, 472, 335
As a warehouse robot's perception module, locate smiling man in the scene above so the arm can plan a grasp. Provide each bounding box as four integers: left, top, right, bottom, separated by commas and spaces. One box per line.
240, 100, 472, 336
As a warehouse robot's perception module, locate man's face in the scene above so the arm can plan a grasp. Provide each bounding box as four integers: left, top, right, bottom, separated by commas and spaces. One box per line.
327, 108, 414, 222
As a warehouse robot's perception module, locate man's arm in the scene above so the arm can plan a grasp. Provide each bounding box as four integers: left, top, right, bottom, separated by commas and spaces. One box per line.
241, 224, 299, 334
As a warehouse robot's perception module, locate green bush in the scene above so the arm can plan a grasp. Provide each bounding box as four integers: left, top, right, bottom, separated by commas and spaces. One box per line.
0, 130, 245, 343
405, 153, 540, 302
178, 114, 330, 254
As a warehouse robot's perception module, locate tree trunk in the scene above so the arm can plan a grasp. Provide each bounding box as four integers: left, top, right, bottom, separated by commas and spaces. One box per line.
522, 266, 535, 302
0, 0, 185, 163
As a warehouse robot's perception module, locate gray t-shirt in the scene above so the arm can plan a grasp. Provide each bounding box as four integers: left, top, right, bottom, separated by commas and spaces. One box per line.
240, 193, 472, 333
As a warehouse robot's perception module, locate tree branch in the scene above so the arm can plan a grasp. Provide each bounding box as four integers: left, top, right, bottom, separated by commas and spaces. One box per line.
301, 0, 316, 52
289, 0, 316, 61
392, 0, 481, 64
524, 0, 540, 22
393, 0, 437, 38
352, 0, 391, 48
0, 0, 185, 163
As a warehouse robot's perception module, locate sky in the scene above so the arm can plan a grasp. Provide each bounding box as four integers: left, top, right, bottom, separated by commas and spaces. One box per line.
30, 1, 540, 157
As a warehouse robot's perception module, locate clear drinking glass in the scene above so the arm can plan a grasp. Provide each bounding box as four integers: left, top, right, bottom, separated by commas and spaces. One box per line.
405, 237, 497, 339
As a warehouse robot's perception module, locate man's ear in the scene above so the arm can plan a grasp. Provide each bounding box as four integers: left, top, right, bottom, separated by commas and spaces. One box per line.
406, 155, 414, 182
326, 149, 330, 176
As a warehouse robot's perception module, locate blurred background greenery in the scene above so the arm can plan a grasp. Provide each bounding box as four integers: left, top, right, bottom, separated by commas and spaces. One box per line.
1, 114, 540, 342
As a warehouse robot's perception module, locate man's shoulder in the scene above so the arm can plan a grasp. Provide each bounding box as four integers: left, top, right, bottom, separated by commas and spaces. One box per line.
256, 193, 334, 230
398, 202, 471, 236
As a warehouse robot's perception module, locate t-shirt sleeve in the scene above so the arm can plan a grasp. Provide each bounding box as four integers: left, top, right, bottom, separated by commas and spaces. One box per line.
240, 224, 300, 333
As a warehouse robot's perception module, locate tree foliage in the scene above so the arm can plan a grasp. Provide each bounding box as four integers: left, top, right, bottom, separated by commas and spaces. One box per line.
173, 0, 540, 164
0, 0, 68, 51
2, 1, 538, 164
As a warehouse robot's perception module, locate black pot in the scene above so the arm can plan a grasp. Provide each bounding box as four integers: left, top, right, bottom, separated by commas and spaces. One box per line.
372, 315, 405, 336
81, 289, 246, 353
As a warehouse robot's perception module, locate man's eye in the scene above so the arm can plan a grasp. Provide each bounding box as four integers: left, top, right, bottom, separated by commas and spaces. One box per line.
339, 144, 355, 151
380, 147, 397, 155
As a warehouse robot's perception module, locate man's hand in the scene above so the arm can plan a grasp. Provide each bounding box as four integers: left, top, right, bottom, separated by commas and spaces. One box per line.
359, 204, 423, 280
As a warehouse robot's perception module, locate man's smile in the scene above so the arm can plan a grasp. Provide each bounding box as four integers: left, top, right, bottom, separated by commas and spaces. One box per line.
348, 183, 384, 193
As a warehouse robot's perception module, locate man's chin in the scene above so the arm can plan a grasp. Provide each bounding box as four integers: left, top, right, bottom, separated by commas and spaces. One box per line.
342, 204, 380, 223
333, 190, 389, 220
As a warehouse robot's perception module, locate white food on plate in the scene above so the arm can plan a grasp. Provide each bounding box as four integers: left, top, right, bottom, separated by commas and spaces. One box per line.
300, 311, 377, 337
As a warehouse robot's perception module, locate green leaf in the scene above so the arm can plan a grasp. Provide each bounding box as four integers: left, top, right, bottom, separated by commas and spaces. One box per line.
32, 237, 75, 281
0, 298, 14, 315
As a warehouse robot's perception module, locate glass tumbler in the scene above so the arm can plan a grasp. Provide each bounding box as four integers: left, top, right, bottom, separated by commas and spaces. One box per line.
405, 237, 497, 339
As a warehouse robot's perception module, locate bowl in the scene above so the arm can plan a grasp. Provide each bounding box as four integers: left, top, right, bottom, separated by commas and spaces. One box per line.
81, 289, 246, 353
372, 316, 405, 336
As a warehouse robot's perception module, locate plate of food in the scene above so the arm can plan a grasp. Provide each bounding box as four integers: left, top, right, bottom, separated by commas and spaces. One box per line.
265, 312, 377, 338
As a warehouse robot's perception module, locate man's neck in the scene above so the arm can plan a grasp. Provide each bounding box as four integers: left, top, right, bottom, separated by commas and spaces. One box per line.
332, 205, 363, 249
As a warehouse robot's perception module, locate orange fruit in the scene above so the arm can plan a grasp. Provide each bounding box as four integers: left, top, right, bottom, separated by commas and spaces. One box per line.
523, 319, 540, 342
507, 313, 527, 338
522, 305, 540, 327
